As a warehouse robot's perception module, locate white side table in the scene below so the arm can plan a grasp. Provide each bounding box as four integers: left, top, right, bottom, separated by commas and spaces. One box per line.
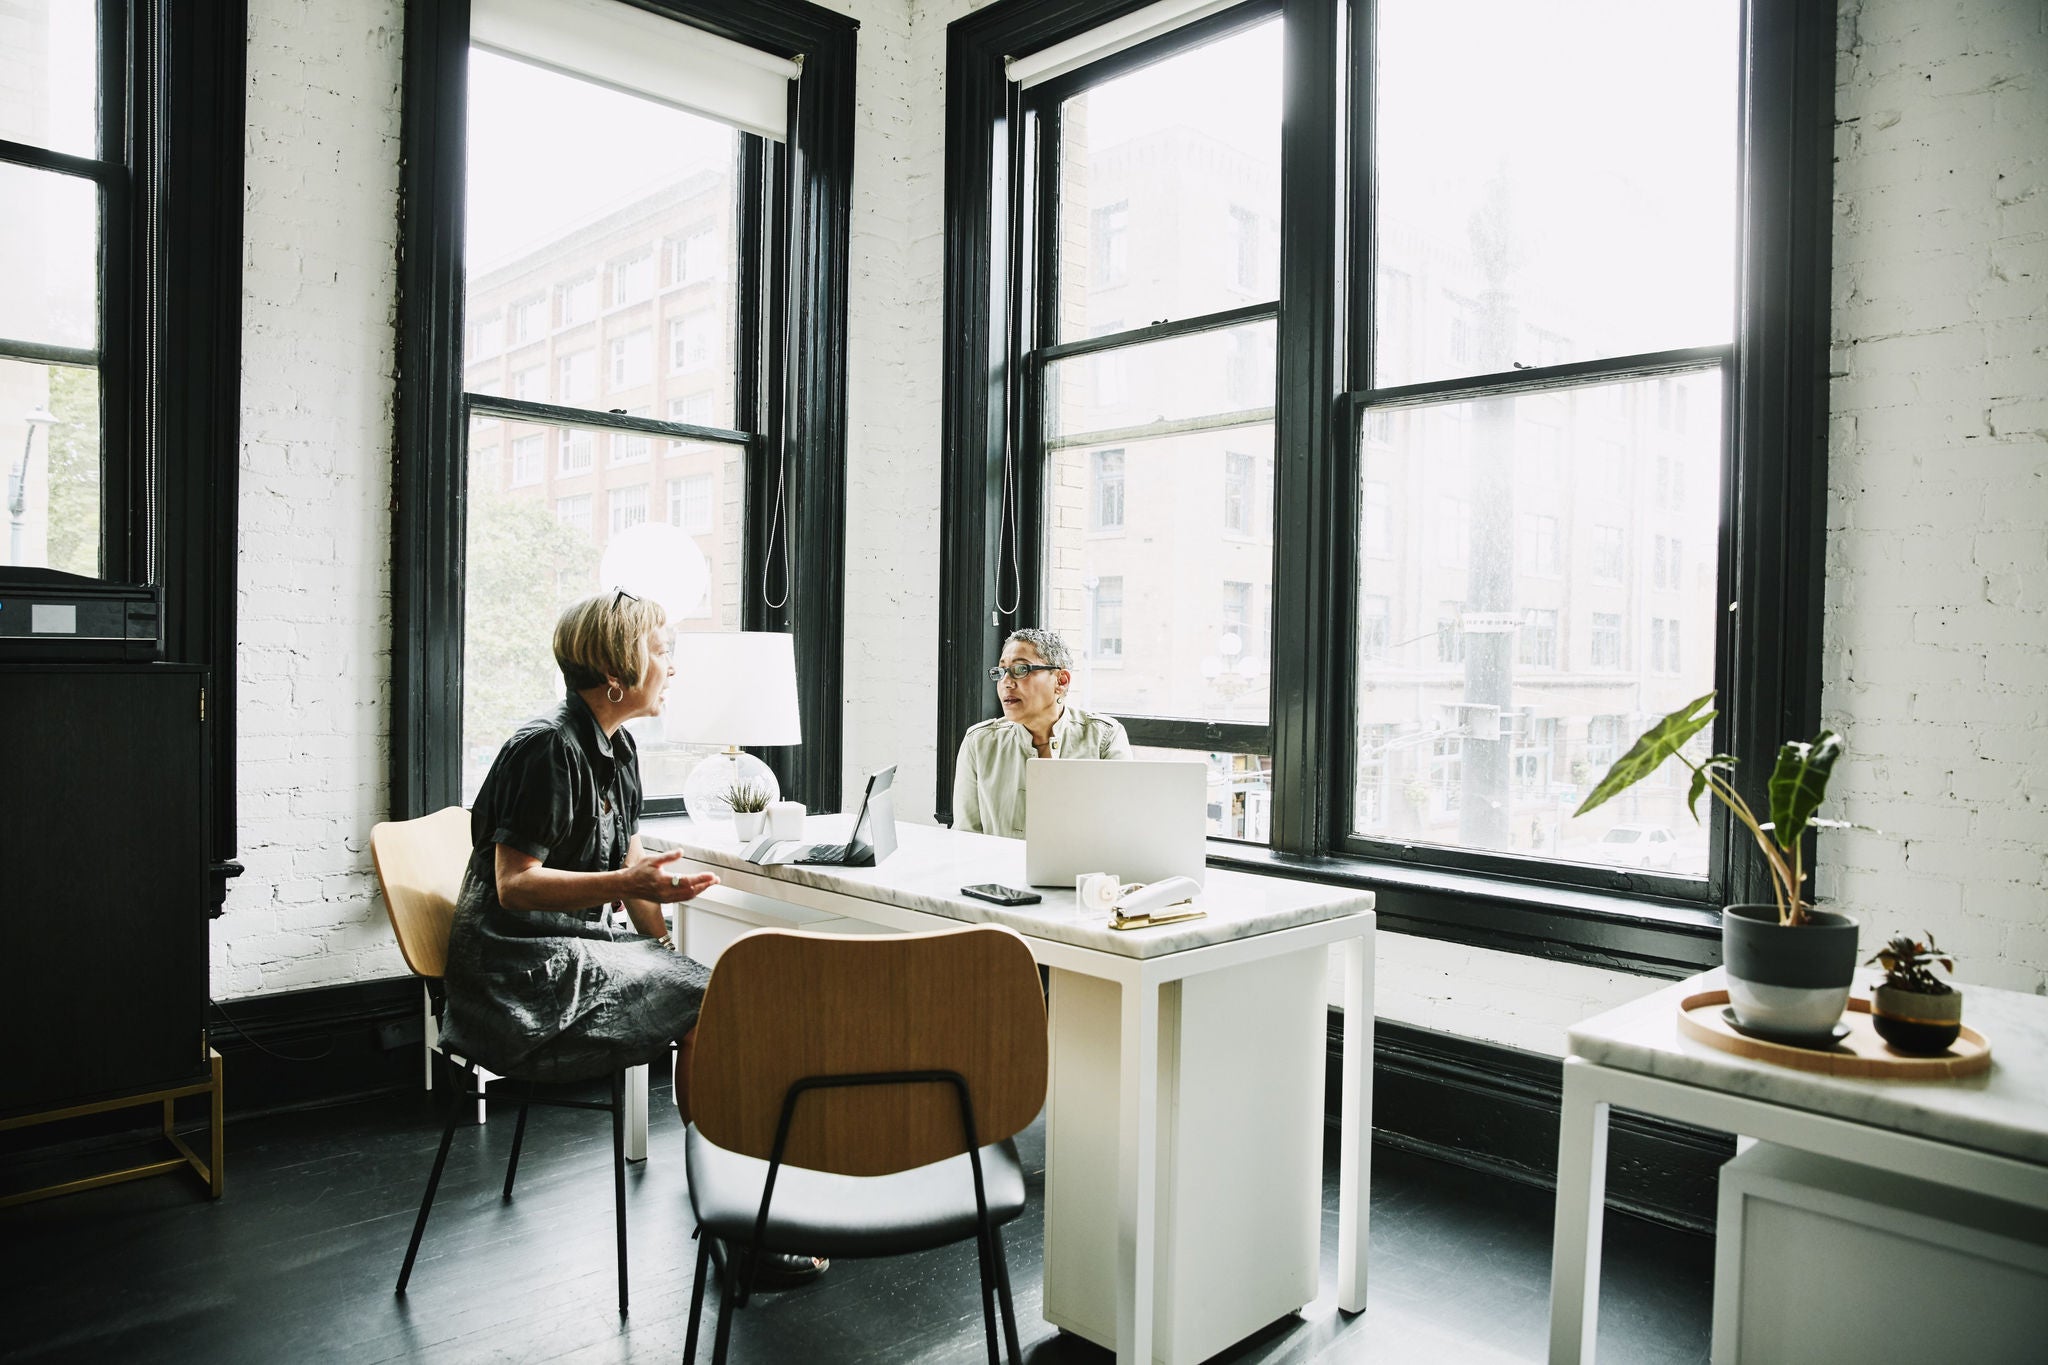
1545, 968, 2048, 1365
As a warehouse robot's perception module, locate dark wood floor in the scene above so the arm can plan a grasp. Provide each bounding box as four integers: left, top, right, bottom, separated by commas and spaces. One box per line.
1, 1080, 1712, 1363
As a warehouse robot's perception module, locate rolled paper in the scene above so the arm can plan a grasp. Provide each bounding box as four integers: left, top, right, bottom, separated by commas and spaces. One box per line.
1076, 872, 1121, 913
768, 800, 806, 840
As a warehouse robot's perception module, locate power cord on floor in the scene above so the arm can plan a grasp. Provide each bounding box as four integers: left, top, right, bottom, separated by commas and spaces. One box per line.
208, 997, 334, 1063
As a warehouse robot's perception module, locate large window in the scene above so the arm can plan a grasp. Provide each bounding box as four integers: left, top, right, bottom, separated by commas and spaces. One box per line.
942, 0, 1833, 970
397, 0, 857, 819
1, 0, 247, 897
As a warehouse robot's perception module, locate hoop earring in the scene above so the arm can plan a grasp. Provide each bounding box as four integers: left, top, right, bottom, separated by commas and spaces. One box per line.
606, 681, 625, 704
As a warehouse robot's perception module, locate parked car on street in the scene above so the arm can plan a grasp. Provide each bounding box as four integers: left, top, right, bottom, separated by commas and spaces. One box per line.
1591, 823, 1678, 870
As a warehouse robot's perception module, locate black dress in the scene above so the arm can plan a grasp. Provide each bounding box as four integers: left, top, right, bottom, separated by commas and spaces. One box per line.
439, 692, 711, 1083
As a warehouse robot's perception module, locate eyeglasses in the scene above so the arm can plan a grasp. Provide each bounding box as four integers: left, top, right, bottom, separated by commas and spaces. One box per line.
611, 587, 640, 610
987, 662, 1061, 683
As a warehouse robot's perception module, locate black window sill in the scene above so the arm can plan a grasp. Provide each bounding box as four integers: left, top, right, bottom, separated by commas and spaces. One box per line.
1205, 841, 1721, 979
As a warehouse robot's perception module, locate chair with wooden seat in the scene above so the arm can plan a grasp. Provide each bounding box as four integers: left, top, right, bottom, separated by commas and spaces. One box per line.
681, 924, 1049, 1365
369, 806, 641, 1317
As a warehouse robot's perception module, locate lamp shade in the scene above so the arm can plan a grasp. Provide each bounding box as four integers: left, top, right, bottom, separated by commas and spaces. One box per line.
667, 632, 802, 746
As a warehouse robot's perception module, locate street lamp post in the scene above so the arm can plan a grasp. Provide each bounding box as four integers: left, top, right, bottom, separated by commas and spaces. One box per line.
9, 407, 62, 567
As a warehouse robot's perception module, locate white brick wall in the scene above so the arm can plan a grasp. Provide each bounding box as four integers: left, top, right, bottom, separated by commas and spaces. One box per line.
218, 0, 405, 998
216, 0, 2048, 1052
1821, 0, 2048, 997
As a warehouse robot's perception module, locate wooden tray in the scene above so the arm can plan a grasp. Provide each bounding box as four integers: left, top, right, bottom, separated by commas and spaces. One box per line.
1677, 990, 1991, 1079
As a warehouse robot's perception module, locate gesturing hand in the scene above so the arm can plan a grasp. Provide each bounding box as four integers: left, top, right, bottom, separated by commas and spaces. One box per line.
630, 848, 720, 903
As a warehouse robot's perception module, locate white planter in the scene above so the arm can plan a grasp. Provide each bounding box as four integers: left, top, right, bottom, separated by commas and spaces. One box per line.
732, 810, 767, 841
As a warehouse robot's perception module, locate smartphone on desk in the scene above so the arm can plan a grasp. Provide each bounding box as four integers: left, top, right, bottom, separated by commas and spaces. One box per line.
961, 883, 1042, 906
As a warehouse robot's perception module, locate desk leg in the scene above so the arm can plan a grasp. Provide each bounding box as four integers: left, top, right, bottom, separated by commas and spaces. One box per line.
1546, 1061, 1611, 1365
1115, 974, 1160, 1365
1336, 935, 1374, 1313
625, 1064, 649, 1162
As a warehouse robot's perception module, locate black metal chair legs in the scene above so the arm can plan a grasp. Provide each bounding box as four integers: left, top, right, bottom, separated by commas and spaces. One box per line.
395, 1056, 631, 1318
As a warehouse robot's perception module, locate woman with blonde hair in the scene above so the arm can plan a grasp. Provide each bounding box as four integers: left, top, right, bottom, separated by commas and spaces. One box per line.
440, 590, 826, 1283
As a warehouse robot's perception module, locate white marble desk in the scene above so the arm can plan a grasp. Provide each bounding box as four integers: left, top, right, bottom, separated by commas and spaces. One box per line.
1547, 967, 2048, 1364
644, 814, 1377, 1365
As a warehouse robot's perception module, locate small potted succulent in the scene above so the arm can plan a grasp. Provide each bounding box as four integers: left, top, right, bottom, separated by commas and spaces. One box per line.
1576, 692, 1860, 1042
724, 779, 772, 841
1866, 934, 1963, 1054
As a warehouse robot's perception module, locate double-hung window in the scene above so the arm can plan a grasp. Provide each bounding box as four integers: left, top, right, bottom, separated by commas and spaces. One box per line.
942, 0, 1832, 970
1, 0, 246, 898
395, 0, 856, 818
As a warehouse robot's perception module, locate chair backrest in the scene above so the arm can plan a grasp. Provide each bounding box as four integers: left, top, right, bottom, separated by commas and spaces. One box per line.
369, 806, 473, 980
691, 925, 1049, 1178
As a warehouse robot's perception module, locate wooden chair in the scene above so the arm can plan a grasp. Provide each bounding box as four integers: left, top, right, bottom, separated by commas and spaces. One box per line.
682, 925, 1049, 1365
369, 806, 641, 1317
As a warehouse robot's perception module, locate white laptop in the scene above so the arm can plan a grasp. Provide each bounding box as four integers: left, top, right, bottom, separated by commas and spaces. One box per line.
1023, 759, 1208, 888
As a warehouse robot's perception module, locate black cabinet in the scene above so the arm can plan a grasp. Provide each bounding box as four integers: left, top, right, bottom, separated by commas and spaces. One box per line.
1, 664, 210, 1116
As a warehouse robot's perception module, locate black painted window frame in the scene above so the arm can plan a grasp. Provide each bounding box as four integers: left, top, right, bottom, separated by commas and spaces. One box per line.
0, 0, 249, 906
939, 0, 1833, 975
393, 0, 856, 820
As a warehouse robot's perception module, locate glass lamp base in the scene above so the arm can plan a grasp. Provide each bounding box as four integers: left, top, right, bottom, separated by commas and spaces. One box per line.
682, 749, 780, 829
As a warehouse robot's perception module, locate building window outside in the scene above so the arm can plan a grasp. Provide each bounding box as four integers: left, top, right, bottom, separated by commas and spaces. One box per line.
1091, 448, 1125, 529
469, 310, 503, 357
1654, 534, 1682, 591
611, 407, 651, 464
1090, 321, 1127, 407
557, 274, 596, 327
669, 473, 714, 533
555, 494, 592, 532
1590, 611, 1623, 668
666, 225, 717, 285
1229, 203, 1260, 290
1092, 576, 1124, 659
1436, 601, 1466, 664
1522, 513, 1561, 576
610, 250, 654, 306
1360, 594, 1390, 661
558, 351, 595, 405
609, 331, 653, 389
1651, 616, 1682, 673
1587, 714, 1628, 771
673, 312, 718, 372
1592, 524, 1624, 582
608, 484, 648, 533
559, 428, 593, 473
1093, 201, 1128, 287
1223, 451, 1256, 533
511, 366, 544, 402
510, 435, 543, 485
1519, 608, 1558, 668
510, 296, 544, 344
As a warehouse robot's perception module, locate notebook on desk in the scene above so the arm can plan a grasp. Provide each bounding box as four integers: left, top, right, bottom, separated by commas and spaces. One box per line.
744, 764, 898, 868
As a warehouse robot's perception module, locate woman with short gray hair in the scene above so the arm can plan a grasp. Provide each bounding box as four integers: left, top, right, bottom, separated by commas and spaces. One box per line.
952, 627, 1131, 837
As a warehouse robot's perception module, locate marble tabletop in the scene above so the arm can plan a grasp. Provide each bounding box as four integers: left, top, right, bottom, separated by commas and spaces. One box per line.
641, 814, 1373, 961
1569, 967, 2048, 1166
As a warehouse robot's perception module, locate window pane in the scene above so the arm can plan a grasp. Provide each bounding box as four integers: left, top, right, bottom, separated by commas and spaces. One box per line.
1373, 0, 1738, 385
463, 47, 738, 429
0, 0, 99, 157
1045, 318, 1274, 447
1055, 18, 1281, 339
1352, 370, 1722, 876
0, 164, 99, 350
0, 359, 100, 575
461, 415, 746, 802
1046, 427, 1272, 724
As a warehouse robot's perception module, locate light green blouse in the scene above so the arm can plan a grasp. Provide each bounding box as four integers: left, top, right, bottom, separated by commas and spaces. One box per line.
951, 704, 1133, 838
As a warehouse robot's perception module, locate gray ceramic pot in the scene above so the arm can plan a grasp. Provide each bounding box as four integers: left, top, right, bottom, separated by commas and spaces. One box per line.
1722, 903, 1860, 1041
1871, 982, 1964, 1054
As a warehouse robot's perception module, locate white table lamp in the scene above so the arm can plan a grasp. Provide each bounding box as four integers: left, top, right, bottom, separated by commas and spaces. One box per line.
666, 631, 802, 823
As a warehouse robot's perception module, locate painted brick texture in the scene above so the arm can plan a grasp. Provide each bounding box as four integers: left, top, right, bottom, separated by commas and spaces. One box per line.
1824, 0, 2048, 995
219, 0, 404, 998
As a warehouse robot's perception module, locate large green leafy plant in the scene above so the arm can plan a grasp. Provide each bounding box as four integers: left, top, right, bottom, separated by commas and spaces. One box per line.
1574, 692, 1843, 926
